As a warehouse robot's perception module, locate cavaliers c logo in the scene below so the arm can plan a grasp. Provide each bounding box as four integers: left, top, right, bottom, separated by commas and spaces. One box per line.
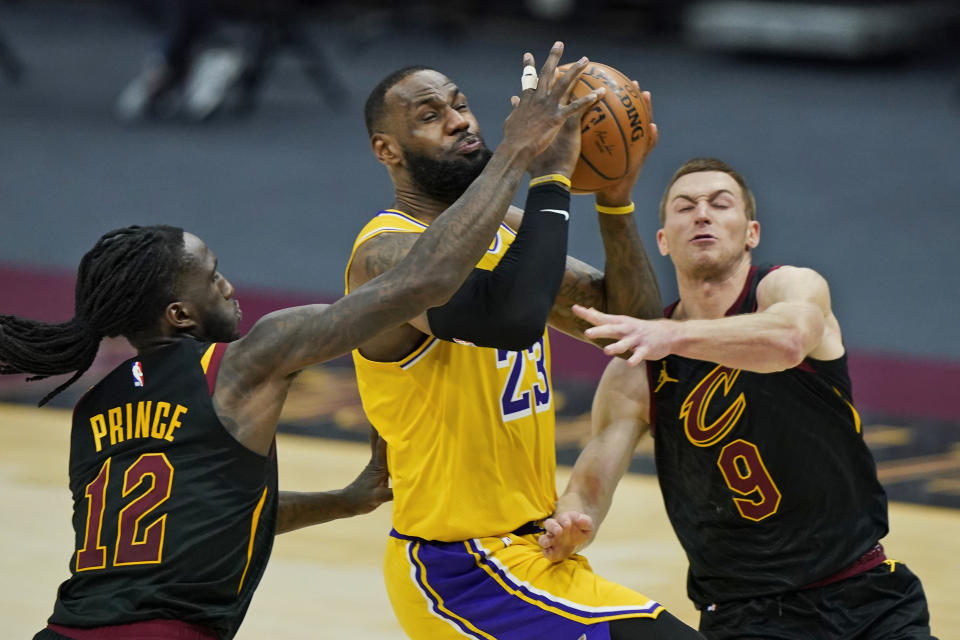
680, 364, 746, 447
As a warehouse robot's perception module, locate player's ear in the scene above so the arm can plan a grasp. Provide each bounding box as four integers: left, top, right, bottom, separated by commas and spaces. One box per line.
746, 220, 760, 250
371, 134, 402, 167
164, 302, 199, 332
656, 228, 670, 256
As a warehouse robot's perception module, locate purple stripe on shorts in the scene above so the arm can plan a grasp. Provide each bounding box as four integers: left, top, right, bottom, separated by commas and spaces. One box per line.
408, 537, 615, 640
406, 540, 486, 639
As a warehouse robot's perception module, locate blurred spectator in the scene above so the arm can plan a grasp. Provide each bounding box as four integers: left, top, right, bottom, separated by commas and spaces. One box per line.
116, 0, 243, 122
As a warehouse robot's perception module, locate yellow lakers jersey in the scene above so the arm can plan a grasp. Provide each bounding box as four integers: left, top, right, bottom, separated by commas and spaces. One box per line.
345, 209, 557, 541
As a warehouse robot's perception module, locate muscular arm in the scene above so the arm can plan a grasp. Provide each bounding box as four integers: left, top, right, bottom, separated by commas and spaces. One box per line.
426, 184, 571, 350
547, 212, 661, 345
540, 358, 649, 561
276, 490, 373, 535
547, 88, 662, 341
216, 149, 532, 454
215, 47, 606, 453
354, 81, 586, 356
576, 266, 845, 372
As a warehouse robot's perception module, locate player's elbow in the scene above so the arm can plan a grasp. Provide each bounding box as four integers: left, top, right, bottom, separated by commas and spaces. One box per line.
761, 306, 824, 371
413, 271, 465, 309
763, 328, 814, 372
780, 332, 809, 369
497, 296, 554, 350
496, 326, 544, 351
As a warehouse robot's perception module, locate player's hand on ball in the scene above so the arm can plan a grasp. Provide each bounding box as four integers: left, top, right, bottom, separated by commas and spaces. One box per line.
503, 42, 605, 160
527, 105, 582, 181
595, 86, 658, 207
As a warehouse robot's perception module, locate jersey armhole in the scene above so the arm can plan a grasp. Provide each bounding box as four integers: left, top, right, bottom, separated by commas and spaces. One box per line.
201, 343, 229, 396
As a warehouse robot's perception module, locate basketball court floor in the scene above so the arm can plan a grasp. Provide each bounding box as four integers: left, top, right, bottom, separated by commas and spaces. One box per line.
2, 403, 958, 639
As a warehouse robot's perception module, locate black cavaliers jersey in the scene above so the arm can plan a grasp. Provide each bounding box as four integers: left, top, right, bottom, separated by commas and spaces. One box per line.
49, 338, 278, 639
648, 265, 888, 608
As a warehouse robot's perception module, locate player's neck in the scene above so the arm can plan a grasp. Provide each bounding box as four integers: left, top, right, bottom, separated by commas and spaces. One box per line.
128, 331, 194, 355
392, 187, 455, 224
673, 257, 752, 320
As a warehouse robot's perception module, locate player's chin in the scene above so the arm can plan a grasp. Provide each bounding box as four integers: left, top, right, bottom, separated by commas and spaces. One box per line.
214, 317, 243, 343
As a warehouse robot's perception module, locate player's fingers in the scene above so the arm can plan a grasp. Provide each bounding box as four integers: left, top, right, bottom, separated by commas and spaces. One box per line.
536, 41, 564, 93
572, 304, 616, 325
561, 87, 604, 120
583, 323, 629, 340
543, 518, 563, 536
369, 426, 388, 461
520, 52, 538, 93
538, 533, 553, 549
510, 95, 520, 108
601, 336, 636, 356
554, 55, 588, 100
649, 122, 659, 149
555, 512, 574, 529
627, 346, 649, 366
574, 513, 593, 530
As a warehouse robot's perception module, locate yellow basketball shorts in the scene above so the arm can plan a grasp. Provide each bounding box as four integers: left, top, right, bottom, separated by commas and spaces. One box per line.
384, 529, 664, 639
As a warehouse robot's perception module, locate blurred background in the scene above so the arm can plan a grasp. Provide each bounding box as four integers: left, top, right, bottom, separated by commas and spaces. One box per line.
1, 0, 959, 505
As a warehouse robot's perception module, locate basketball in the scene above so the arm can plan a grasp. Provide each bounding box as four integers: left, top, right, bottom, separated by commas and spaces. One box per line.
558, 62, 652, 194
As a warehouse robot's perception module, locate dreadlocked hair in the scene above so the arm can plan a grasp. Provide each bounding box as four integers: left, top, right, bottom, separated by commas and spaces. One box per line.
0, 225, 186, 406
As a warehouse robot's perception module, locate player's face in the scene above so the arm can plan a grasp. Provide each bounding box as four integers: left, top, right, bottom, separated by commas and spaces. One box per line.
176, 233, 242, 342
388, 70, 492, 201
657, 171, 759, 280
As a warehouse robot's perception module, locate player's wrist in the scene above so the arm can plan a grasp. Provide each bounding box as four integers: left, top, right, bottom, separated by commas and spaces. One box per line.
529, 173, 572, 190
496, 138, 538, 168
594, 189, 634, 210
595, 202, 635, 215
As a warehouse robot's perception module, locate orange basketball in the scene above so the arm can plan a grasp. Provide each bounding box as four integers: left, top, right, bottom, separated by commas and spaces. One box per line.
558, 62, 652, 194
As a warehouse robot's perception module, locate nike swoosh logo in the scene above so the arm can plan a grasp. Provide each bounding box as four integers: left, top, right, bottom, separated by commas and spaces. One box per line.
541, 208, 569, 220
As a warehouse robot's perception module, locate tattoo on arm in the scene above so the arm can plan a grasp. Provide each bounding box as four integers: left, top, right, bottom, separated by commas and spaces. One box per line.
356, 233, 420, 283
597, 214, 662, 320
548, 257, 606, 337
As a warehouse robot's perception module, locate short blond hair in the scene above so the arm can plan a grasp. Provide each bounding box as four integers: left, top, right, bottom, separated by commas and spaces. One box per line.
659, 158, 756, 224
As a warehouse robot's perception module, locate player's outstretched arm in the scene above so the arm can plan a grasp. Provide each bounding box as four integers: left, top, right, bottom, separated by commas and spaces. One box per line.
548, 87, 662, 343
423, 85, 587, 350
540, 358, 649, 562
214, 43, 606, 454
236, 43, 602, 372
573, 266, 842, 370
275, 429, 392, 534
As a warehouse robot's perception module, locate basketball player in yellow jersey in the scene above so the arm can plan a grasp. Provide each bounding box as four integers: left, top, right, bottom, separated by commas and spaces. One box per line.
347, 44, 703, 639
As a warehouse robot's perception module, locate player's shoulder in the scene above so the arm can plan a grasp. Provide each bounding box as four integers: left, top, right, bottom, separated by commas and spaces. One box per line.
759, 265, 829, 289
757, 265, 832, 307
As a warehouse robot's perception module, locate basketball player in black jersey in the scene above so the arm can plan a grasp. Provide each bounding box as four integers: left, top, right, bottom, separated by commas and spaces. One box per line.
0, 43, 607, 640
539, 158, 936, 638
